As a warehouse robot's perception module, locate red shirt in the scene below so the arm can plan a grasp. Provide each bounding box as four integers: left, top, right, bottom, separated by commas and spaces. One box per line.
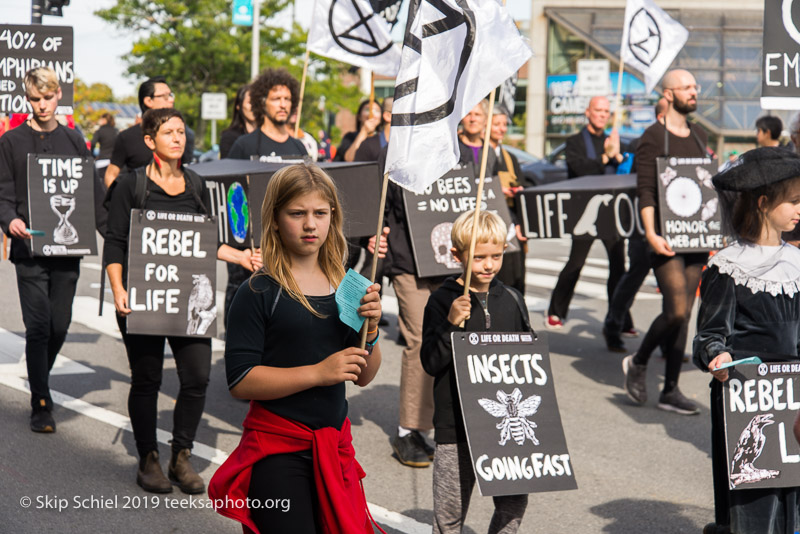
209, 402, 379, 534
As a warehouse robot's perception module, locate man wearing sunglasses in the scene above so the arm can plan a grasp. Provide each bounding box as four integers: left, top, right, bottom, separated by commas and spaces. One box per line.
103, 76, 195, 188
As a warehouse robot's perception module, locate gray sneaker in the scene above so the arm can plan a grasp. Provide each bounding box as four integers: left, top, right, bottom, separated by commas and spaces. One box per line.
657, 387, 700, 415
622, 355, 647, 405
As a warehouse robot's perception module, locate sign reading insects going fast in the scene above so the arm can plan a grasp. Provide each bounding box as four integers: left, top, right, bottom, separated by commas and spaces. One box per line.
451, 332, 577, 496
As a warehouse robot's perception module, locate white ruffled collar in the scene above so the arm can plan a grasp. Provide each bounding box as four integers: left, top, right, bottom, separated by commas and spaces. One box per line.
709, 242, 800, 297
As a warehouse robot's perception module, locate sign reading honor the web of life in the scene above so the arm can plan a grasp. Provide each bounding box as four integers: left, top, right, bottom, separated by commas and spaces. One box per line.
0, 25, 74, 114
518, 173, 642, 242
403, 164, 520, 279
723, 362, 800, 490
27, 154, 96, 257
761, 0, 800, 110
451, 332, 576, 496
655, 157, 723, 253
126, 209, 218, 338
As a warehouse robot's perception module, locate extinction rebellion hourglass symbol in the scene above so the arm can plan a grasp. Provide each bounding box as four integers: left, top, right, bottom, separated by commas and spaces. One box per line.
50, 194, 79, 245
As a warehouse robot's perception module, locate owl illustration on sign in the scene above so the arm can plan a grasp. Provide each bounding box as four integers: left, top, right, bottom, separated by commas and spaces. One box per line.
478, 388, 541, 446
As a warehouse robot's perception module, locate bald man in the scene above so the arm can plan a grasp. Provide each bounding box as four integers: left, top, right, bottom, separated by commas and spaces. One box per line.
623, 68, 708, 417
546, 95, 631, 331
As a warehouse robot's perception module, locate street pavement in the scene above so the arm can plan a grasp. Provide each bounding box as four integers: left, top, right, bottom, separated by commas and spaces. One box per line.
0, 237, 716, 533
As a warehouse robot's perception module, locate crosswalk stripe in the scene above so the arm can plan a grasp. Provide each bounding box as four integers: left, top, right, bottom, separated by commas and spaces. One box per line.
0, 327, 95, 376
525, 273, 661, 301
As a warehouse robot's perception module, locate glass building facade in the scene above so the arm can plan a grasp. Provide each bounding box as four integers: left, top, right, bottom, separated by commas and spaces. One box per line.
542, 7, 780, 156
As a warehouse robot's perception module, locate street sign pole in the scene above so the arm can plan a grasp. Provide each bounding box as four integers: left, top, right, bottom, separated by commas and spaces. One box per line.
31, 0, 43, 24
211, 120, 217, 148
250, 0, 259, 79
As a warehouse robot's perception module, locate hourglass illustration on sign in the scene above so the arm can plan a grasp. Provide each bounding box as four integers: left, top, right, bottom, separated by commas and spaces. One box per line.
50, 194, 79, 245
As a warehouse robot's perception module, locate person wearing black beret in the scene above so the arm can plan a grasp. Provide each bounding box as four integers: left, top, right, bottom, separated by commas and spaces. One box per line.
693, 147, 800, 534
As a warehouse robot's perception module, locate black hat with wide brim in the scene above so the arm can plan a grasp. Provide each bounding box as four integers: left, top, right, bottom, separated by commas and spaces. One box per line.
712, 147, 800, 192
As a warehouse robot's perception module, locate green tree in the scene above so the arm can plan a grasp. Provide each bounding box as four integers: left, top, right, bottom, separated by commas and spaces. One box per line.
72, 78, 115, 135
96, 0, 362, 150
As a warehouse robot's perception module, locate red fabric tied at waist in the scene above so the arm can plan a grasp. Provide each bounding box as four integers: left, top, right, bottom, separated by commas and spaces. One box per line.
208, 402, 373, 534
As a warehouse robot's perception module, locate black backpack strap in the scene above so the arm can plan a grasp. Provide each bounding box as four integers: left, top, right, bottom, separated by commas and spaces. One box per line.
133, 166, 149, 209
183, 167, 208, 215
504, 286, 537, 339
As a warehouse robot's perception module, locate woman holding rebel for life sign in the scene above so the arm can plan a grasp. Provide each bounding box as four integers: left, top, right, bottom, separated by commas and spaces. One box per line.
104, 108, 259, 495
693, 148, 800, 534
208, 163, 385, 534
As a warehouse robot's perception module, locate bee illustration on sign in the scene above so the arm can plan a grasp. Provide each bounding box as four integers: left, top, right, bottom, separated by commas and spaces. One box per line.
478, 388, 542, 446
729, 414, 781, 489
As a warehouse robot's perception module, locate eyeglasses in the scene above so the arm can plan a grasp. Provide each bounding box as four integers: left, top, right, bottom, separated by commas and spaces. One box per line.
152, 92, 175, 100
666, 84, 701, 93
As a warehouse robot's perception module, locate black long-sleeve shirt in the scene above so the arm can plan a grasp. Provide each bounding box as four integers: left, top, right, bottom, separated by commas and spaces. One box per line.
0, 122, 91, 261
421, 276, 529, 444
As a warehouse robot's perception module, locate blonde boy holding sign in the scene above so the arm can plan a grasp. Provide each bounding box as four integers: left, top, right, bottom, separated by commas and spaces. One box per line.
421, 209, 531, 533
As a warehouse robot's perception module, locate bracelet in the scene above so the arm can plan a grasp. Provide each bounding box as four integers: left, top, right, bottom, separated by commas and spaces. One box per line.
367, 326, 378, 335
365, 329, 380, 348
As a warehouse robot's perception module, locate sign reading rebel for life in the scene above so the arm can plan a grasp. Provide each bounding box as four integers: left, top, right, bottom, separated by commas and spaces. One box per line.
451, 332, 576, 496
403, 164, 520, 279
656, 157, 723, 253
126, 209, 218, 338
27, 154, 96, 257
0, 25, 74, 114
723, 362, 800, 491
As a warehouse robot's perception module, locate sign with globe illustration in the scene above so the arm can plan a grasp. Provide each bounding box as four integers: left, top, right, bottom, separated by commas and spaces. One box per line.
226, 181, 250, 244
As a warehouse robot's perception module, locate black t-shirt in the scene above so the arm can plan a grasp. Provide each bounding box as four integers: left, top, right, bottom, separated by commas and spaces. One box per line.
227, 130, 307, 160
224, 274, 360, 430
110, 124, 194, 171
92, 124, 118, 160
334, 131, 358, 162
219, 126, 245, 159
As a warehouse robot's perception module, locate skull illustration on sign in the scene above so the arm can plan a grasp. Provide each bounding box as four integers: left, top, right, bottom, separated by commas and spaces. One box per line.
430, 222, 459, 269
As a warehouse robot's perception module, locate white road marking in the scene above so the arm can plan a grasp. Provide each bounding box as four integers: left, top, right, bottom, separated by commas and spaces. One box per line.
524, 273, 661, 301
0, 327, 95, 376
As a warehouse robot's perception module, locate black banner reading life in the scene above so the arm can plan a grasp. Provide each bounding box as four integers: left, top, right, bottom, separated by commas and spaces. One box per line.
126, 209, 218, 338
723, 362, 800, 491
27, 153, 96, 256
0, 25, 74, 114
518, 174, 641, 241
656, 157, 723, 253
403, 164, 520, 279
761, 1, 800, 110
451, 332, 577, 496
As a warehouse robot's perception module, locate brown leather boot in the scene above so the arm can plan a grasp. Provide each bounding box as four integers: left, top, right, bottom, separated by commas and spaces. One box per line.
168, 449, 205, 494
136, 451, 172, 493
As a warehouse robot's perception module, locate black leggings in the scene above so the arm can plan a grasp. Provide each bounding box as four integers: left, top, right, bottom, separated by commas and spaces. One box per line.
117, 315, 211, 458
249, 452, 321, 533
633, 252, 707, 392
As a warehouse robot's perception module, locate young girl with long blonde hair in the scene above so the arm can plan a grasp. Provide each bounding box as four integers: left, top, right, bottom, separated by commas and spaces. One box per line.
209, 163, 383, 534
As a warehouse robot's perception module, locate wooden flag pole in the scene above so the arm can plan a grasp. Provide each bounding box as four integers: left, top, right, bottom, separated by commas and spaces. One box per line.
612, 56, 625, 130
368, 71, 376, 119
461, 88, 498, 304
360, 171, 390, 349
294, 49, 310, 138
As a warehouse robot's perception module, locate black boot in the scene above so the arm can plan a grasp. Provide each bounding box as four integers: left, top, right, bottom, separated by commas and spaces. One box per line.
30, 398, 55, 433
169, 449, 205, 494
137, 451, 172, 493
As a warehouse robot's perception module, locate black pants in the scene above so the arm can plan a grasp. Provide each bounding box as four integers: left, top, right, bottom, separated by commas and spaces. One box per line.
116, 315, 211, 458
632, 252, 706, 393
15, 257, 80, 409
249, 452, 321, 533
604, 236, 651, 335
224, 262, 251, 327
548, 238, 628, 323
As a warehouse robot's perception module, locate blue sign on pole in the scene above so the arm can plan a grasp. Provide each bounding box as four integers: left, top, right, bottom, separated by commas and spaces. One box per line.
232, 0, 253, 26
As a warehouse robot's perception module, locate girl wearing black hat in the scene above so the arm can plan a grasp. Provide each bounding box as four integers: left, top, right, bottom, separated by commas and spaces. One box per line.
694, 147, 800, 534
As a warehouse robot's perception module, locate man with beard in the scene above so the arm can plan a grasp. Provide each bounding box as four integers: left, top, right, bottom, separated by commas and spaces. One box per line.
228, 68, 307, 161
623, 69, 709, 416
